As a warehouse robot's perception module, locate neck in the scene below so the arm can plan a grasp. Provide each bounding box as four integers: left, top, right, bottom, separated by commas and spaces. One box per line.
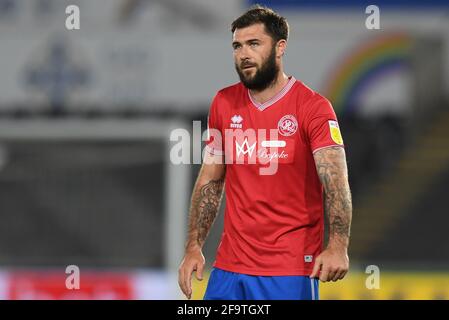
249, 71, 289, 105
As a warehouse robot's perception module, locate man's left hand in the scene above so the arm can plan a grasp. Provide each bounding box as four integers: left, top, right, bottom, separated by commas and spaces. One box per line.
309, 246, 349, 282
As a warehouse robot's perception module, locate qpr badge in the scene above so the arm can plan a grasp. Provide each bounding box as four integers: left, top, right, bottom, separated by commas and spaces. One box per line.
278, 114, 298, 136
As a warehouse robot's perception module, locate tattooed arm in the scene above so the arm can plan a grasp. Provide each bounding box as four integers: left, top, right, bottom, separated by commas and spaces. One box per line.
178, 152, 225, 299
310, 146, 352, 282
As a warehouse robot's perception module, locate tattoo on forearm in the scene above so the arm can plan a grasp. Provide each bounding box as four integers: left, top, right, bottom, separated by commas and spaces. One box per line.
187, 177, 224, 248
314, 147, 352, 245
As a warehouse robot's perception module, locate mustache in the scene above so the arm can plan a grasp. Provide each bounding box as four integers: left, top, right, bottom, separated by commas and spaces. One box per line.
240, 61, 257, 69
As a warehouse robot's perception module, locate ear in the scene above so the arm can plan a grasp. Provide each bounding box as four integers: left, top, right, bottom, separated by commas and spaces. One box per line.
276, 39, 287, 58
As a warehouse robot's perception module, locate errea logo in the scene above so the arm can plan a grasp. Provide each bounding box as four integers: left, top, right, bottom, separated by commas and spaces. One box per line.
230, 115, 243, 129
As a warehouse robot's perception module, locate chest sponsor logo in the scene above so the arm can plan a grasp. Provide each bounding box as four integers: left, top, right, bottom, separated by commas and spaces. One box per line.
233, 137, 294, 164
278, 115, 298, 136
235, 138, 256, 157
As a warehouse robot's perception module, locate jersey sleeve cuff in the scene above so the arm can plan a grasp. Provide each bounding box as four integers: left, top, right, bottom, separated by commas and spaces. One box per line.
312, 144, 345, 154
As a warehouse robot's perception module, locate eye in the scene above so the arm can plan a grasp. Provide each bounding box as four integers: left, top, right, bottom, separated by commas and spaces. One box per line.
233, 43, 241, 50
250, 42, 259, 47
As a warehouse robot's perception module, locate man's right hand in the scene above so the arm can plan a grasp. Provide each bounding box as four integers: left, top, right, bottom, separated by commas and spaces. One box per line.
178, 246, 206, 299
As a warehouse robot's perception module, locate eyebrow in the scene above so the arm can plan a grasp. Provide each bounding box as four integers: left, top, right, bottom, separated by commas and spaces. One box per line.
232, 38, 261, 47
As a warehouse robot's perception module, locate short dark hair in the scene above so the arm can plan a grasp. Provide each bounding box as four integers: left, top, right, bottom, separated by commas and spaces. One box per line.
231, 5, 289, 43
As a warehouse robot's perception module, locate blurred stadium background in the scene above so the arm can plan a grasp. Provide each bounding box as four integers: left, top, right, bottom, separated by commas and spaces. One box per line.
0, 0, 448, 299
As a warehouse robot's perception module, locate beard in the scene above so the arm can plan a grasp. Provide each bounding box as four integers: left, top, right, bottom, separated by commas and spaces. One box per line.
235, 45, 279, 91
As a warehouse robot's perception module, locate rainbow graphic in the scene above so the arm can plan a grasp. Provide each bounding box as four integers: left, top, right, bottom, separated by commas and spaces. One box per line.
324, 32, 413, 115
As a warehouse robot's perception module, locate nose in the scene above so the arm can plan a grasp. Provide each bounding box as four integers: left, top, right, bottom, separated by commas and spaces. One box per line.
238, 45, 251, 62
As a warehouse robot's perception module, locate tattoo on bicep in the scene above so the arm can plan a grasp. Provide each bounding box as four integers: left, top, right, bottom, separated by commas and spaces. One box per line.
189, 178, 225, 246
314, 147, 352, 239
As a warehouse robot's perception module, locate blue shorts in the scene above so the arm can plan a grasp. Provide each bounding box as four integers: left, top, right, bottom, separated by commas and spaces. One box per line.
203, 267, 319, 300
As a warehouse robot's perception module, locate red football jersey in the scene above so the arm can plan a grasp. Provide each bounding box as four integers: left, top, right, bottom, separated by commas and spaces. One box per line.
205, 76, 345, 276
